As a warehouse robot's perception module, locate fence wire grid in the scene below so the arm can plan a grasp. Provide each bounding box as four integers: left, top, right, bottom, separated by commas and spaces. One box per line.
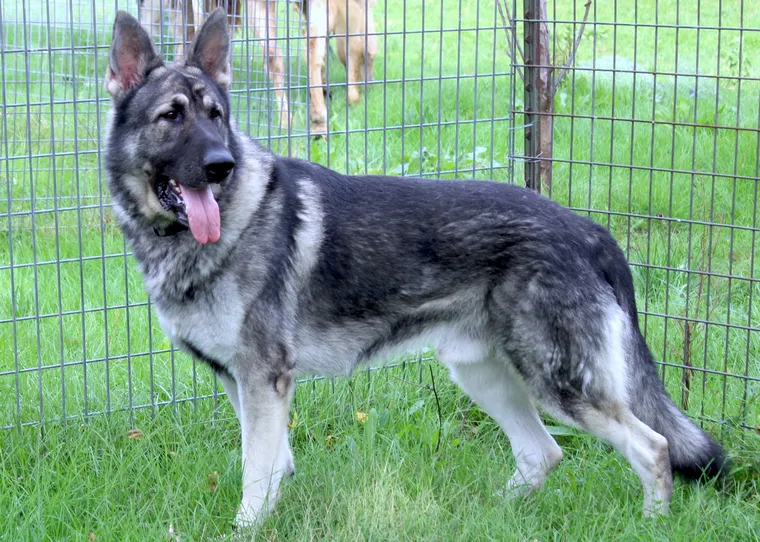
511, 0, 760, 433
0, 0, 757, 436
1, 0, 509, 429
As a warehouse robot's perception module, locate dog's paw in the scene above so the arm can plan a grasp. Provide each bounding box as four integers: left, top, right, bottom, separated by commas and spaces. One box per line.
495, 471, 540, 500
310, 121, 328, 139
494, 485, 529, 501
234, 501, 268, 531
347, 86, 361, 105
642, 496, 670, 518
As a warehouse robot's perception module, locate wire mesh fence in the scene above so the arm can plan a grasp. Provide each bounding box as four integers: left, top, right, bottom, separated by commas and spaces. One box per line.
0, 0, 509, 429
511, 0, 760, 433
0, 0, 757, 434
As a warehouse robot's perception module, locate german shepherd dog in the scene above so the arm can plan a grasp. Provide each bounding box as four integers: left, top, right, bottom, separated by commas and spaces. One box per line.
138, 0, 377, 134
105, 9, 725, 528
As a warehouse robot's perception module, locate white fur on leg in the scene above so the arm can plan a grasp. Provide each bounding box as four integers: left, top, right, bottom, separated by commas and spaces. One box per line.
626, 416, 673, 517
579, 409, 673, 517
574, 309, 673, 516
446, 358, 563, 497
234, 375, 294, 528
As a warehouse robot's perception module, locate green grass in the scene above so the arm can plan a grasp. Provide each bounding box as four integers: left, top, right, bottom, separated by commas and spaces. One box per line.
1, 363, 759, 541
1, 0, 759, 538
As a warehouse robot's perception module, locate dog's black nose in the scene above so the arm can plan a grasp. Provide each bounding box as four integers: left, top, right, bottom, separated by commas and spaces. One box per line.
204, 149, 235, 182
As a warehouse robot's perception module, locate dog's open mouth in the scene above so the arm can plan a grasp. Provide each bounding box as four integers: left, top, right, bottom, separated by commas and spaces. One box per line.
156, 177, 189, 226
156, 177, 221, 245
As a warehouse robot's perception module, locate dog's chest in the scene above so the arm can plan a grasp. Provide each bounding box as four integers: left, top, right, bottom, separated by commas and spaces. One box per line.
153, 281, 246, 367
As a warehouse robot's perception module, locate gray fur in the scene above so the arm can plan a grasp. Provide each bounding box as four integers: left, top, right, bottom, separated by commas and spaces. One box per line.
105, 9, 726, 528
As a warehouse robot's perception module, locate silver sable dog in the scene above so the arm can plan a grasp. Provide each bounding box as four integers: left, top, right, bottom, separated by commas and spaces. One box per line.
104, 8, 725, 527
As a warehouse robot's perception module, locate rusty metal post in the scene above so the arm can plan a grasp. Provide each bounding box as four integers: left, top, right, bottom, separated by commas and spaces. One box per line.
523, 0, 552, 193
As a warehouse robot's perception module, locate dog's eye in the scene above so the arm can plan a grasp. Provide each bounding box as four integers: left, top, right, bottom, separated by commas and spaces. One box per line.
160, 109, 179, 121
209, 108, 221, 120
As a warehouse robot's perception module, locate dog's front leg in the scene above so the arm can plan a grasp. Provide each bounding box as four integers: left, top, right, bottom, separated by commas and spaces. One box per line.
233, 366, 295, 528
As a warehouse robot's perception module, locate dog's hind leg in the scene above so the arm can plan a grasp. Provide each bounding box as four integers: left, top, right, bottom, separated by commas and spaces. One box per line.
567, 405, 673, 516
567, 313, 672, 516
447, 359, 563, 496
514, 305, 674, 516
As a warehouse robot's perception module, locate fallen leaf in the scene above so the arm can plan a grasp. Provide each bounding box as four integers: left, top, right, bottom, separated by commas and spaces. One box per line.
355, 412, 368, 424
88, 532, 96, 542
288, 410, 298, 429
206, 471, 220, 492
127, 428, 143, 440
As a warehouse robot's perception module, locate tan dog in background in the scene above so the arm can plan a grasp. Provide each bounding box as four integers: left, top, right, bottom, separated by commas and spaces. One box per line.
137, 0, 377, 135
298, 0, 377, 134
138, 0, 289, 128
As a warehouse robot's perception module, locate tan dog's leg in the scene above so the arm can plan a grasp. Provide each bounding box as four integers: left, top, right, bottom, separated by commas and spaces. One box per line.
344, 2, 362, 105
304, 0, 331, 135
249, 0, 291, 129
345, 39, 362, 105
364, 5, 377, 83
342, 0, 377, 105
138, 0, 164, 40
139, 0, 192, 59
171, 0, 196, 57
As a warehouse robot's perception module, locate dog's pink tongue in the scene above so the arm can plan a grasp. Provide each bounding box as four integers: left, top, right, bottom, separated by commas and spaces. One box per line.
180, 185, 221, 244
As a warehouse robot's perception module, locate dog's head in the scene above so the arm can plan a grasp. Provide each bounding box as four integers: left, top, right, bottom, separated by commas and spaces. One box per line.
105, 8, 235, 245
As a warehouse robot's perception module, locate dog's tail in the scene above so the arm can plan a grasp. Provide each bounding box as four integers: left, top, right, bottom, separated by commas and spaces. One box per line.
595, 235, 727, 480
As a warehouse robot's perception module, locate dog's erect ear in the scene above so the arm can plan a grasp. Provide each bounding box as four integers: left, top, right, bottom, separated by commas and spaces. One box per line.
186, 7, 232, 90
106, 11, 163, 99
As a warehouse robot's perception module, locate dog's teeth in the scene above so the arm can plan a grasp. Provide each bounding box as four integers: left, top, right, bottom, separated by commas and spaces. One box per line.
173, 186, 181, 194
169, 179, 177, 187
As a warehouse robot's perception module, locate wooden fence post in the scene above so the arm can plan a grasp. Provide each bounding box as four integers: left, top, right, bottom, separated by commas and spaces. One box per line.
523, 0, 552, 193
